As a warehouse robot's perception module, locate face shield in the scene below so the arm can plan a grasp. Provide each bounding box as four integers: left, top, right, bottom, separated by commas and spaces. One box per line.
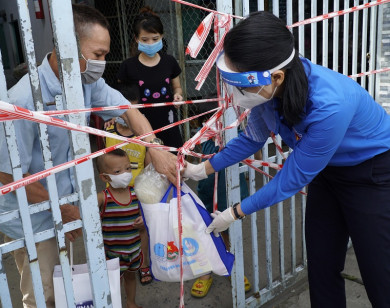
216, 49, 295, 141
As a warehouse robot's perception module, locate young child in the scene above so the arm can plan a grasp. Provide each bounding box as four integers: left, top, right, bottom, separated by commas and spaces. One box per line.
104, 83, 153, 286
96, 149, 142, 308
117, 6, 184, 149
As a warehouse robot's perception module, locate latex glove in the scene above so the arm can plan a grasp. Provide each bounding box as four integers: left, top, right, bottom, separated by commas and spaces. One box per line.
182, 162, 208, 181
205, 208, 235, 237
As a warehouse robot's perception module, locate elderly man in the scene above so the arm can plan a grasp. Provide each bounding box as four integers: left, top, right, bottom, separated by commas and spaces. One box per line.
0, 4, 177, 307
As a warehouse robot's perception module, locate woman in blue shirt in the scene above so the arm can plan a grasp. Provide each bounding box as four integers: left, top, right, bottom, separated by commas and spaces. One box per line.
184, 11, 390, 307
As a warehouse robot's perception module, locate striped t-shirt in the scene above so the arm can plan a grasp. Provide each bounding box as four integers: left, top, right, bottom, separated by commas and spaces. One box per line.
100, 187, 141, 255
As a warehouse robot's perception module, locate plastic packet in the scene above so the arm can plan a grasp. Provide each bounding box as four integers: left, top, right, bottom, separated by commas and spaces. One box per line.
134, 163, 170, 204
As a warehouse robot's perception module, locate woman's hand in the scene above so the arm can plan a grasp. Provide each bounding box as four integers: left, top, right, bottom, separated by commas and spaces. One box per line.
182, 162, 208, 181
205, 208, 236, 237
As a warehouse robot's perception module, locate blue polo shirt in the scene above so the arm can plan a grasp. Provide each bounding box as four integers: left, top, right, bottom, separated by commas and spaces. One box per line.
210, 58, 390, 215
0, 53, 127, 239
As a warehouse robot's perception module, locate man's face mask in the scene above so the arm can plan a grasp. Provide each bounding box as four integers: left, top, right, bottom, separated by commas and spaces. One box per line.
81, 54, 106, 84
138, 40, 163, 57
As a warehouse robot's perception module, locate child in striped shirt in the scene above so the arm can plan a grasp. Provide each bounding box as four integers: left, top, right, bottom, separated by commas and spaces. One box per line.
96, 148, 142, 308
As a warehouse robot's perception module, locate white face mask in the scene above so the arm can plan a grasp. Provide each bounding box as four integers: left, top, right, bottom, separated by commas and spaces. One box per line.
105, 172, 133, 189
233, 84, 277, 109
81, 54, 106, 84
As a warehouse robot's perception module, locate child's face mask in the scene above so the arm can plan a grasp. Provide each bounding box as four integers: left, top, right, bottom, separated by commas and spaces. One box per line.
138, 40, 163, 57
105, 172, 133, 189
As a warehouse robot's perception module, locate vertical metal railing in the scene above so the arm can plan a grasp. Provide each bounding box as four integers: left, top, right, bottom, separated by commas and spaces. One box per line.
311, 0, 318, 64
360, 0, 369, 89
47, 1, 112, 307
368, 5, 378, 96
215, 2, 247, 307
333, 0, 340, 71
17, 0, 76, 306
375, 3, 384, 102
351, 0, 359, 81
322, 0, 329, 67
0, 41, 18, 308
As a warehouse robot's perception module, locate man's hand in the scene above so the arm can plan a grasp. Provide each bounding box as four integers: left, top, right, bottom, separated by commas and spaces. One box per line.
60, 204, 82, 242
205, 208, 236, 237
149, 148, 178, 184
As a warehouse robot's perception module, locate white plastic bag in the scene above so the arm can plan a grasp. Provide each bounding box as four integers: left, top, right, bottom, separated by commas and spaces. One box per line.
53, 244, 121, 308
134, 163, 170, 204
141, 182, 235, 282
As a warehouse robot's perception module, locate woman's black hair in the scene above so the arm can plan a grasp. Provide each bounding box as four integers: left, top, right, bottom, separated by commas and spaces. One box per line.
224, 11, 308, 126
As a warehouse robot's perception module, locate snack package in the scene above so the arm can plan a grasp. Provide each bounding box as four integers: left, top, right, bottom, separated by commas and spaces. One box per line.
134, 163, 170, 204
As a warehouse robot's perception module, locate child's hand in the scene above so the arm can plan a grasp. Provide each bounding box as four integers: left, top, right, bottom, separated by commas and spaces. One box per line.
104, 118, 116, 129
173, 93, 183, 102
133, 216, 144, 229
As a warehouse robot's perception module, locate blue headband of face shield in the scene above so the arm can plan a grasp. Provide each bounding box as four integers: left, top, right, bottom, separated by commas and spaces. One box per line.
216, 49, 296, 87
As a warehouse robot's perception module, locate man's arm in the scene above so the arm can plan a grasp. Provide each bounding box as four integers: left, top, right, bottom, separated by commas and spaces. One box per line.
0, 171, 81, 241
120, 109, 178, 184
91, 79, 179, 183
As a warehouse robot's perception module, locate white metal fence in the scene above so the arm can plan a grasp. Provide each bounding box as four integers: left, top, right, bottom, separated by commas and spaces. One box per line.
0, 0, 387, 307
221, 1, 385, 307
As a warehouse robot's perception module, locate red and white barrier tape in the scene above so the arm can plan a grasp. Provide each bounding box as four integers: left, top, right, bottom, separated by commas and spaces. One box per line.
194, 15, 231, 90
175, 153, 185, 308
172, 0, 243, 19
0, 105, 222, 196
181, 0, 390, 92
348, 67, 390, 78
270, 132, 287, 160
243, 158, 283, 171
0, 101, 175, 150
0, 97, 224, 122
186, 12, 215, 58
288, 0, 390, 28
0, 141, 128, 196
242, 159, 307, 196
181, 109, 224, 155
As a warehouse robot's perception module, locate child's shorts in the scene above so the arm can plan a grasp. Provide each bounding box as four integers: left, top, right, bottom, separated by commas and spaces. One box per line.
106, 249, 143, 275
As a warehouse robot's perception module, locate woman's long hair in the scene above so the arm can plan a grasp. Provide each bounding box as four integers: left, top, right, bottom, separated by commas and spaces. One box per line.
224, 11, 308, 126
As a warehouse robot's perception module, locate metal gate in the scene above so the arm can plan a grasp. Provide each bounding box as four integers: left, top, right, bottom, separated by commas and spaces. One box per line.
0, 0, 387, 307
0, 0, 112, 307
